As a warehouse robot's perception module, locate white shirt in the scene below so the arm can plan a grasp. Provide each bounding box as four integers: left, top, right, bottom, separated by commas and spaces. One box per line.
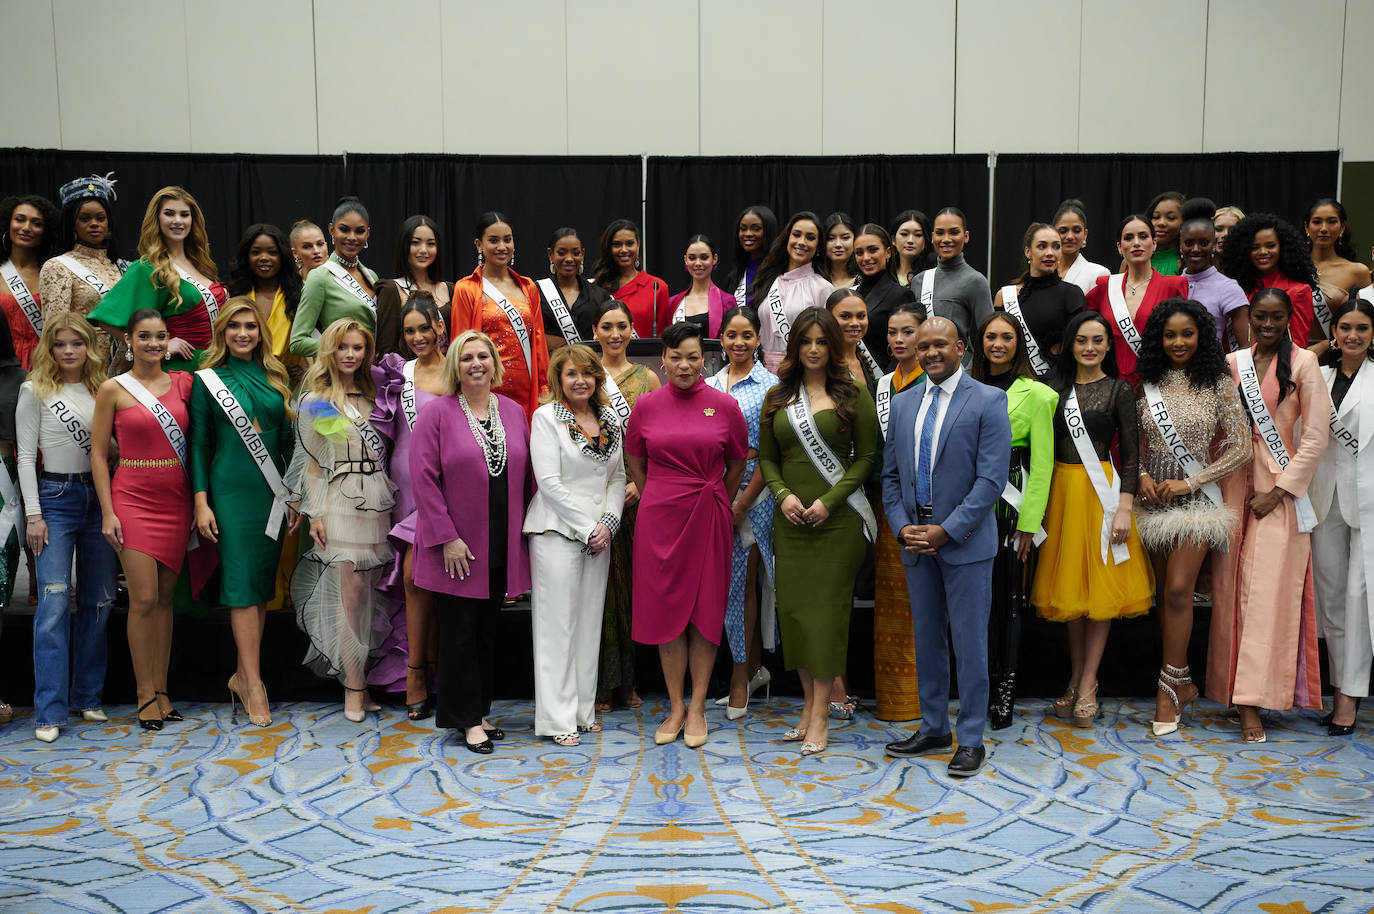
911, 366, 963, 489
16, 381, 97, 509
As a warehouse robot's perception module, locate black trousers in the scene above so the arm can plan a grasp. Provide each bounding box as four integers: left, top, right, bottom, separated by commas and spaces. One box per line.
435, 591, 503, 731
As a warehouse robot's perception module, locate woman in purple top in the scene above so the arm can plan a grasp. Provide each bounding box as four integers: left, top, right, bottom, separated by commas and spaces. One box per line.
626, 321, 748, 749
1179, 199, 1250, 350
370, 294, 447, 715
410, 329, 534, 754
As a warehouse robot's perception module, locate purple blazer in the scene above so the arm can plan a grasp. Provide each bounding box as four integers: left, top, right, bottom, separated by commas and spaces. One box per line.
667, 284, 732, 338
410, 392, 534, 598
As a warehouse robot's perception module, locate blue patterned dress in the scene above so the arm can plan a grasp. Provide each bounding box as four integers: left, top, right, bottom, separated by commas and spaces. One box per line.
707, 361, 779, 661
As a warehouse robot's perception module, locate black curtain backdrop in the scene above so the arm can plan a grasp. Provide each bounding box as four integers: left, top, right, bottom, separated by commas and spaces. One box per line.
0, 149, 641, 283
991, 152, 1341, 286
645, 155, 991, 290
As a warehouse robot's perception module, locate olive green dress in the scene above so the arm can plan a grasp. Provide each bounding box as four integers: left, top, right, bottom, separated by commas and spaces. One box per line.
759, 386, 878, 678
189, 356, 293, 607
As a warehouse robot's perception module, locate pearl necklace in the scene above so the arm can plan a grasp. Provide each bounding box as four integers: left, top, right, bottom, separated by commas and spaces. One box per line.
459, 393, 507, 477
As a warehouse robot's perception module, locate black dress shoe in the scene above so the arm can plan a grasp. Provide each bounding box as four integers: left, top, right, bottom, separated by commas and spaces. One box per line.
483, 727, 505, 741
885, 732, 953, 757
1320, 697, 1361, 727
464, 737, 495, 754
948, 745, 986, 777
156, 692, 184, 722
1328, 721, 1358, 736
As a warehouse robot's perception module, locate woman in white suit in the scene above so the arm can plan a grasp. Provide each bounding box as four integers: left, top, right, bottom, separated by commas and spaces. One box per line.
524, 344, 627, 746
1311, 297, 1374, 735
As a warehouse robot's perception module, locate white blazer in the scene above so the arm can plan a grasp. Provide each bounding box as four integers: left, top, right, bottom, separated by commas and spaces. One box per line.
1312, 359, 1374, 527
522, 402, 627, 543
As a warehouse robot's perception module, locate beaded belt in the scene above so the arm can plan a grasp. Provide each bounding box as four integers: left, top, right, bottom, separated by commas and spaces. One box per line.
119, 457, 181, 468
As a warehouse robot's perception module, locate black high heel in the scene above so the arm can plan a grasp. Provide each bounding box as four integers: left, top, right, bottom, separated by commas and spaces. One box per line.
1320, 696, 1361, 727
137, 698, 163, 732
156, 692, 184, 722
405, 664, 433, 721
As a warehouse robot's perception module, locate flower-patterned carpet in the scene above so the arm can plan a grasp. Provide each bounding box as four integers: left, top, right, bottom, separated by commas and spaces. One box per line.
0, 697, 1371, 913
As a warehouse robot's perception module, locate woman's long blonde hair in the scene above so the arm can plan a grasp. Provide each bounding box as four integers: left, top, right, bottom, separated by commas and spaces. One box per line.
28, 312, 106, 399
138, 186, 217, 306
199, 297, 295, 417
300, 318, 377, 411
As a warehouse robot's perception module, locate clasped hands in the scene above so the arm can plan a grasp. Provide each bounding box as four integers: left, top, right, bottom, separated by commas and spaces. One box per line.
900, 523, 948, 555
779, 493, 829, 527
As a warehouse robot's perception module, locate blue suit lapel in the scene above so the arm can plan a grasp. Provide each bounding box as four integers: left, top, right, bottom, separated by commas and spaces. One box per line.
933, 375, 973, 467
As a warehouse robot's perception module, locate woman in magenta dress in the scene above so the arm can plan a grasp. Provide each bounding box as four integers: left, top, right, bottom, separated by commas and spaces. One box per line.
625, 321, 747, 749
91, 308, 194, 731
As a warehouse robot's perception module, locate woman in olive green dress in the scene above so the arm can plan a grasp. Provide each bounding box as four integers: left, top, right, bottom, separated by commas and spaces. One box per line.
191, 298, 297, 727
759, 307, 878, 757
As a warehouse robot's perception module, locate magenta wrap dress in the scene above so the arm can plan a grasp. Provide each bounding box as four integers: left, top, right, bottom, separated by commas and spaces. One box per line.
367, 354, 440, 690
625, 378, 748, 645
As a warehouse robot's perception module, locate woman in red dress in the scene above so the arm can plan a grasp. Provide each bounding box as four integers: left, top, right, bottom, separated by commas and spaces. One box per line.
0, 194, 59, 369
593, 219, 671, 337
1221, 213, 1321, 351
91, 308, 194, 731
1085, 214, 1189, 385
625, 322, 747, 749
450, 212, 549, 421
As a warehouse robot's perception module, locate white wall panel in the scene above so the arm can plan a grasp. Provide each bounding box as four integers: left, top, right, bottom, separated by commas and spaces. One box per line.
443, 0, 567, 154
0, 1, 62, 148
1339, 0, 1374, 161
699, 0, 822, 154
1078, 0, 1205, 153
54, 0, 192, 152
1203, 0, 1344, 152
314, 0, 446, 154
820, 0, 954, 154
185, 0, 318, 154
566, 0, 698, 154
954, 0, 1081, 154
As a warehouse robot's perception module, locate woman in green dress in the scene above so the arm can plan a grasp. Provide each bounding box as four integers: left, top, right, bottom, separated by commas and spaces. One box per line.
759, 307, 878, 757
191, 298, 297, 727
594, 298, 660, 710
289, 197, 378, 357
87, 186, 226, 372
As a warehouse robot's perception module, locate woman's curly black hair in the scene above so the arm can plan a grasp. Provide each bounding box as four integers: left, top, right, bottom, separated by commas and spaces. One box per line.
0, 194, 62, 264
228, 223, 302, 317
1136, 297, 1228, 390
1219, 212, 1318, 292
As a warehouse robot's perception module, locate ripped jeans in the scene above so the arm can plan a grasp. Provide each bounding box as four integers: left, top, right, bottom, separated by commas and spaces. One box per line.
32, 477, 117, 728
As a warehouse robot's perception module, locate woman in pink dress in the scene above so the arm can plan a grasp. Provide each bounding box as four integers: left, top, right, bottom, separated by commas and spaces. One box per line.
625, 321, 747, 749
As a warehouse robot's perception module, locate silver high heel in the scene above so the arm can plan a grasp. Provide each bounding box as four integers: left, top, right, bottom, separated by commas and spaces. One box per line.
720, 667, 771, 719
1152, 663, 1197, 736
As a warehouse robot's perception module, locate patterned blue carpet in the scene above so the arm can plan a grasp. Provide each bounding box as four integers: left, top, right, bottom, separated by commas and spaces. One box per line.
0, 696, 1371, 913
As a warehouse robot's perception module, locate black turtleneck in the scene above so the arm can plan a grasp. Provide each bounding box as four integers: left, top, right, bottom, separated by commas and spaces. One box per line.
984, 368, 1015, 391
1010, 272, 1086, 359
857, 271, 916, 372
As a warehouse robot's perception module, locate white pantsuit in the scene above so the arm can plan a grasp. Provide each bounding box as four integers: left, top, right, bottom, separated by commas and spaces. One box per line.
523, 401, 627, 737
1311, 361, 1374, 698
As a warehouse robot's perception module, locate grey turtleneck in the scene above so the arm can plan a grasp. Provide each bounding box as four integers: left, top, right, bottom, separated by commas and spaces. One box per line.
911, 253, 994, 349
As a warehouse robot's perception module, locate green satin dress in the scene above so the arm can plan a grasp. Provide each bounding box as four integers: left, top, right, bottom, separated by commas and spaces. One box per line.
189, 356, 293, 607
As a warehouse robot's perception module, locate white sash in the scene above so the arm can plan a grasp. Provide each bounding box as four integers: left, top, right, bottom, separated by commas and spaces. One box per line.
0, 458, 18, 549
1064, 386, 1130, 564
1234, 347, 1318, 532
483, 276, 532, 371
918, 269, 935, 309
1000, 285, 1049, 377
176, 267, 219, 325
875, 372, 894, 438
401, 359, 419, 431
856, 340, 882, 380
324, 260, 376, 315
1105, 275, 1143, 355
114, 373, 196, 549
1312, 287, 1332, 338
196, 369, 289, 539
734, 274, 747, 309
1, 260, 42, 335
341, 399, 387, 465
764, 280, 790, 347
52, 254, 111, 299
1360, 286, 1374, 306
1142, 381, 1223, 507
602, 371, 633, 429
785, 385, 877, 542
1329, 402, 1361, 460
537, 277, 581, 344
44, 395, 92, 456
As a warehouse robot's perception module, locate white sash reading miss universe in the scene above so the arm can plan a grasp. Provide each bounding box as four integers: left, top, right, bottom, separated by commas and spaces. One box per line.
401, 359, 419, 431
177, 267, 220, 325
536, 277, 581, 344
197, 369, 289, 539
0, 260, 42, 335
785, 384, 877, 542
51, 254, 114, 299
483, 276, 532, 371
1233, 347, 1318, 532
1141, 381, 1224, 508
1064, 386, 1130, 564
999, 284, 1050, 376
1106, 276, 1143, 355
324, 260, 376, 315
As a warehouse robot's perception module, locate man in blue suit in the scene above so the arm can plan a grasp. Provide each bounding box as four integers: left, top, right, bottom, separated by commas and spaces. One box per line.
881, 317, 1011, 777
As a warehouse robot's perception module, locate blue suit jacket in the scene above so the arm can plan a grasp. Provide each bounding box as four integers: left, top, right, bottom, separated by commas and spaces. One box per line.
881, 371, 1011, 565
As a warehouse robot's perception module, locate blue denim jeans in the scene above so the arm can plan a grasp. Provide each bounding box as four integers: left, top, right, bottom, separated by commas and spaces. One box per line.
32, 477, 117, 728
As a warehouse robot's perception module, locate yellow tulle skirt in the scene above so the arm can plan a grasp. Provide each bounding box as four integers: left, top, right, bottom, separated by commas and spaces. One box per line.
1031, 461, 1154, 623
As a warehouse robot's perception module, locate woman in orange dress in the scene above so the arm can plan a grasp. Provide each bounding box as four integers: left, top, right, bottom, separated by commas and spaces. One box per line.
449, 212, 549, 421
